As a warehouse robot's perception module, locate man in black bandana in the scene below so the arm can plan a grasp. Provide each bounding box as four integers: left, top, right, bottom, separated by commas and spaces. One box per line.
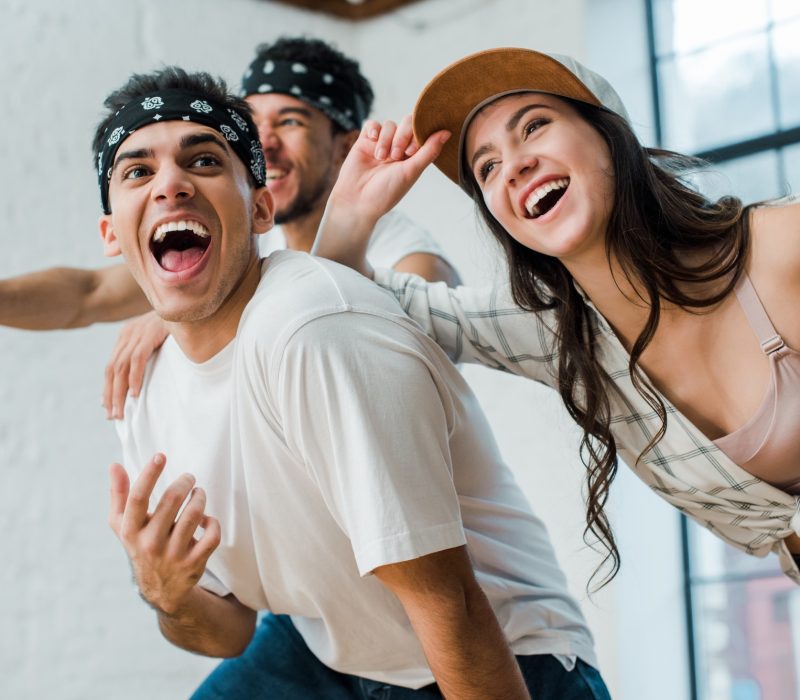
240, 37, 457, 277
0, 37, 459, 416
97, 65, 602, 700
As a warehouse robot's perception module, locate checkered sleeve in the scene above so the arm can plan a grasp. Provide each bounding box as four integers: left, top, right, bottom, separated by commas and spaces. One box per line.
376, 268, 800, 584
374, 269, 560, 385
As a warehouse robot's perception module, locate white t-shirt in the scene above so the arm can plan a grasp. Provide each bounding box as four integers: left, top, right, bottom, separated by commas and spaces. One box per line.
116, 251, 596, 688
258, 209, 446, 268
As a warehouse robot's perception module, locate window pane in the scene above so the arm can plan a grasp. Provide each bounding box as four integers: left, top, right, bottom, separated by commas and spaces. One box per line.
773, 19, 800, 129
653, 0, 770, 55
659, 34, 775, 152
688, 520, 783, 580
782, 142, 800, 194
690, 151, 781, 204
772, 0, 800, 22
691, 578, 800, 700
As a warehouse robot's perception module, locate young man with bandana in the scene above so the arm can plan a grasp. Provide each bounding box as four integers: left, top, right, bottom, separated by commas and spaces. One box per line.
0, 37, 459, 417
97, 67, 608, 699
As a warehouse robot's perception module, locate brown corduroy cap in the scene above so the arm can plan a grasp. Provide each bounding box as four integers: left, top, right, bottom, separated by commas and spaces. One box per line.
412, 47, 630, 189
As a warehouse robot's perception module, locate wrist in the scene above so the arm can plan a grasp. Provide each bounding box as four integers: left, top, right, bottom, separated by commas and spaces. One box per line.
139, 584, 196, 618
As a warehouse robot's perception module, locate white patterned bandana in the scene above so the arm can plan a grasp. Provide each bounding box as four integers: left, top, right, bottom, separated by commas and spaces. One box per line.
97, 89, 267, 213
240, 59, 367, 132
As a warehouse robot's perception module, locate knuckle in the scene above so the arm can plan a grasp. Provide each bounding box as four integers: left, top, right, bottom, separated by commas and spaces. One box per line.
118, 526, 134, 545
127, 491, 147, 508
114, 361, 129, 376
162, 489, 184, 510
139, 537, 158, 557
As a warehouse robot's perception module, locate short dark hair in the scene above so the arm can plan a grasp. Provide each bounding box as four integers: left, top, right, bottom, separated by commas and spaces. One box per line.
252, 36, 374, 132
92, 66, 255, 166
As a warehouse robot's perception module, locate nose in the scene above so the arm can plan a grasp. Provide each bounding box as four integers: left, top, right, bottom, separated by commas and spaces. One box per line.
256, 121, 280, 153
151, 161, 195, 204
502, 150, 538, 187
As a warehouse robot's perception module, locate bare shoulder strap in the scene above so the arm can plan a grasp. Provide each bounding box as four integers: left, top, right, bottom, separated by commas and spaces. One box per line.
734, 273, 785, 355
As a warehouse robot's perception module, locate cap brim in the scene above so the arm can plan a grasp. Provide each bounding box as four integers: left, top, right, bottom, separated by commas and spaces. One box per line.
412, 48, 601, 188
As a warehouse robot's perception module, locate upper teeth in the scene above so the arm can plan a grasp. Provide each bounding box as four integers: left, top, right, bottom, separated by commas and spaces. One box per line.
152, 220, 209, 243
524, 178, 569, 217
266, 167, 288, 180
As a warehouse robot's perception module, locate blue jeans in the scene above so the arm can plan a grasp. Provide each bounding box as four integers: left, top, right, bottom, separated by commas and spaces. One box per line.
190, 614, 611, 699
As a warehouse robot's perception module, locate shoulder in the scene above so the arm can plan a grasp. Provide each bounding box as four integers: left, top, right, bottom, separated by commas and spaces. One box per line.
368, 210, 445, 269
747, 197, 800, 343
372, 209, 422, 236
239, 252, 407, 349
749, 196, 800, 271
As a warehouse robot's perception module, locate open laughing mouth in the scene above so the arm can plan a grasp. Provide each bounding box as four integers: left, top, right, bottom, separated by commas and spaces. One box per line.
524, 178, 569, 219
150, 220, 211, 273
266, 166, 289, 182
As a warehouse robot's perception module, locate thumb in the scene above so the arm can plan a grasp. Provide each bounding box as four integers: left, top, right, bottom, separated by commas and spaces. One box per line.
403, 130, 451, 180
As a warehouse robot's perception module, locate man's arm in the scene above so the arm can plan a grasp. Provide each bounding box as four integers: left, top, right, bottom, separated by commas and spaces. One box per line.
0, 263, 148, 329
393, 252, 461, 286
108, 454, 255, 657
156, 586, 256, 658
374, 546, 529, 700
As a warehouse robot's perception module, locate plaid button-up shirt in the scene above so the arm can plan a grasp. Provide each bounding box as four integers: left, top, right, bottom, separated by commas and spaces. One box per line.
376, 269, 800, 584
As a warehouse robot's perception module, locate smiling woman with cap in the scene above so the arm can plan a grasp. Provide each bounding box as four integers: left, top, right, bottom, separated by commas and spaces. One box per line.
316, 47, 800, 587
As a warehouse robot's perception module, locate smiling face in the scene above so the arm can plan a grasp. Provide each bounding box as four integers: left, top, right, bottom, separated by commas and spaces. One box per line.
246, 93, 354, 225
465, 93, 615, 266
99, 120, 273, 324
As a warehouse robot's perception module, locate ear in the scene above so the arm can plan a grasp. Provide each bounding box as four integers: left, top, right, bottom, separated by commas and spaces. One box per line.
99, 214, 122, 257
332, 129, 359, 168
251, 186, 274, 236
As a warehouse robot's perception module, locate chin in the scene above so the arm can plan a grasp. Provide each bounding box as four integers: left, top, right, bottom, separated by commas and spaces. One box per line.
152, 299, 215, 324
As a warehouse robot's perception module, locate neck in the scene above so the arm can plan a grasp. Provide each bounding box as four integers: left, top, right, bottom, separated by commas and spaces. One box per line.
563, 249, 653, 351
280, 204, 326, 253
167, 254, 262, 363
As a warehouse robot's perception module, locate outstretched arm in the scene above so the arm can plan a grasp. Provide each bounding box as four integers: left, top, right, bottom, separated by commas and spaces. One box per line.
0, 263, 149, 330
109, 454, 255, 657
374, 546, 529, 700
313, 116, 450, 278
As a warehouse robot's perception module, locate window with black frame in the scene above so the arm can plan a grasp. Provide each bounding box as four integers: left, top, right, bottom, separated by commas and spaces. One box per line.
647, 1, 800, 699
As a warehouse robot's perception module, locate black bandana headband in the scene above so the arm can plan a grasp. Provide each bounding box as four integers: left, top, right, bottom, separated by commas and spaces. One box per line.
240, 59, 367, 132
97, 89, 267, 214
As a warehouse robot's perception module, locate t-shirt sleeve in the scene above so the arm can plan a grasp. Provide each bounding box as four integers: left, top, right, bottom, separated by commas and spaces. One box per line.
366, 211, 448, 269
198, 568, 231, 597
274, 311, 467, 576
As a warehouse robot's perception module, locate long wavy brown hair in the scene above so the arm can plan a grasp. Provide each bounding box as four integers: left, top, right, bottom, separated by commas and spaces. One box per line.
462, 98, 753, 588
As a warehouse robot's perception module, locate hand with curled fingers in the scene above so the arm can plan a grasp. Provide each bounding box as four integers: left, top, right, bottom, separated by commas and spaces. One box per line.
330, 115, 450, 223
108, 454, 221, 616
313, 117, 450, 272
104, 311, 170, 420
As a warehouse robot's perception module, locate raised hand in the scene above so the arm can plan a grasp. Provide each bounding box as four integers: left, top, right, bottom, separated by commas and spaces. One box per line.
108, 455, 221, 615
333, 115, 449, 224
313, 117, 450, 275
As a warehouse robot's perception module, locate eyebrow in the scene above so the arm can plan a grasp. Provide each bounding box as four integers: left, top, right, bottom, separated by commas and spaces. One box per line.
179, 132, 229, 152
276, 106, 313, 119
114, 147, 153, 170
113, 131, 229, 173
469, 102, 554, 171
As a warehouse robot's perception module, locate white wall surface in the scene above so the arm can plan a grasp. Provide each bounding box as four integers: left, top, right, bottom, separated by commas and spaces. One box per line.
0, 0, 682, 698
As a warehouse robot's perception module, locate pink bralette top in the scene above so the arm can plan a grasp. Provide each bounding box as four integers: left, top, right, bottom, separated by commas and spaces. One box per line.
713, 274, 800, 494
